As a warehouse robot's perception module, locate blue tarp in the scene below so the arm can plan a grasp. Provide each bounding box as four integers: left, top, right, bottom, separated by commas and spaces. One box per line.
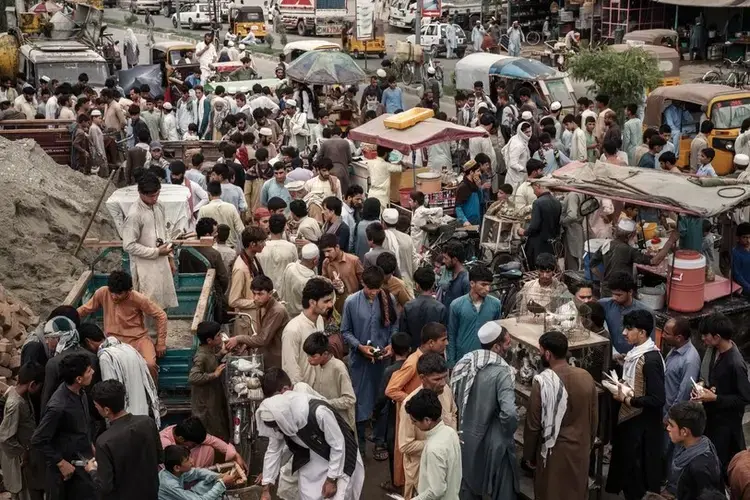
488, 58, 561, 80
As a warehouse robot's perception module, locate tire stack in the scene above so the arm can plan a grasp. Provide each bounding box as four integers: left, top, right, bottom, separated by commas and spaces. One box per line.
0, 283, 39, 384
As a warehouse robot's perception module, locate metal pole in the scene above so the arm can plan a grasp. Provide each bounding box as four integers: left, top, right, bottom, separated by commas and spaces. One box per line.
674, 6, 678, 31
415, 0, 422, 46
176, 0, 181, 31
589, 3, 594, 46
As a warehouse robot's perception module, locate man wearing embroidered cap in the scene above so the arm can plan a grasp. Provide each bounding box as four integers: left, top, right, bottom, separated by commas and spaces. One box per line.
590, 216, 678, 295
449, 320, 519, 500
278, 243, 319, 317
735, 153, 750, 181
543, 101, 563, 141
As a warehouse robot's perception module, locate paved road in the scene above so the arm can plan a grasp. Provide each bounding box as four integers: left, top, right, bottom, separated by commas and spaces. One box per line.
103, 6, 469, 76
107, 24, 459, 116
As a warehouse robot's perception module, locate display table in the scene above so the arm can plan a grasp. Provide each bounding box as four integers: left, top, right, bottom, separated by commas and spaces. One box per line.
497, 318, 610, 500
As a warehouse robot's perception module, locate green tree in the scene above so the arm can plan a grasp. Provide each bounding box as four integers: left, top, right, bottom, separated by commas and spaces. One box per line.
567, 47, 662, 113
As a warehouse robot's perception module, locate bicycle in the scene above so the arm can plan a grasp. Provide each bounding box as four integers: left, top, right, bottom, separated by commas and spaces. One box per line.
525, 30, 541, 45
702, 57, 749, 87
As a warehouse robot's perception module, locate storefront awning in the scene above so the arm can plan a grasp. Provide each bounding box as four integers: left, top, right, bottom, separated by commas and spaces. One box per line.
655, 0, 750, 7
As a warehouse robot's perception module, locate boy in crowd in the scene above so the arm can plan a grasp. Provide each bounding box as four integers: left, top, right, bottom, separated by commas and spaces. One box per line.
302, 332, 356, 430
159, 416, 246, 471
696, 148, 717, 178
158, 445, 238, 499
666, 401, 723, 499
188, 322, 229, 442
214, 224, 237, 272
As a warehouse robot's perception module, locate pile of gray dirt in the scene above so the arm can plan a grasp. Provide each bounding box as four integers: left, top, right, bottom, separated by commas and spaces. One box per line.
0, 137, 118, 317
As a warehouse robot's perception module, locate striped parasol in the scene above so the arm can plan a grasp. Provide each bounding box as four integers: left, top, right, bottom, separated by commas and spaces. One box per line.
285, 50, 366, 86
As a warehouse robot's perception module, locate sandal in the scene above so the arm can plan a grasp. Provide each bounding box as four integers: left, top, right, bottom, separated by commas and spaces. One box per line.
373, 446, 389, 461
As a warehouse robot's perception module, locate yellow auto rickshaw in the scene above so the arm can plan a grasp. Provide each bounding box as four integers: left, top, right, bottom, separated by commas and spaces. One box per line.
346, 35, 386, 59
230, 5, 266, 42
610, 43, 681, 87
623, 29, 679, 48
644, 84, 750, 175
149, 41, 199, 86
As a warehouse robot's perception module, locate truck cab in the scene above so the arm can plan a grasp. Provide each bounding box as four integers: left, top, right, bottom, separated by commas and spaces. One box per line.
19, 40, 109, 88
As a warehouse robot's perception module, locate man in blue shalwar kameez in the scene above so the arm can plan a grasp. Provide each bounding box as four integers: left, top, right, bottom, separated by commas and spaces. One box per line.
341, 266, 399, 457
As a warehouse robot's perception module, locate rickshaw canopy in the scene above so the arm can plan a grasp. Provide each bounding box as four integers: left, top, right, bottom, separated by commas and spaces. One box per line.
488, 57, 564, 80
282, 40, 341, 57
622, 29, 679, 47
643, 83, 739, 128
609, 43, 680, 77
454, 52, 507, 90
537, 161, 750, 217
232, 5, 264, 20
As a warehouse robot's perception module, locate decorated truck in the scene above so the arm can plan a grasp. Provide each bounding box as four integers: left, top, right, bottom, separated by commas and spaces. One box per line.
277, 0, 348, 36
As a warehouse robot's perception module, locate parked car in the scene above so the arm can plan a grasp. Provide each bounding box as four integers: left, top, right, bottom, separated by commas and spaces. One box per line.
128, 0, 161, 13
171, 2, 212, 29
406, 22, 468, 58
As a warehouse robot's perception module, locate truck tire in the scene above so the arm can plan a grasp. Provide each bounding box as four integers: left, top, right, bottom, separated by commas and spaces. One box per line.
297, 20, 305, 36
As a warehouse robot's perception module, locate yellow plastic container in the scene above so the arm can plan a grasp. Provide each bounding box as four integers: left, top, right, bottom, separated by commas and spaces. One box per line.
384, 108, 435, 130
640, 222, 658, 240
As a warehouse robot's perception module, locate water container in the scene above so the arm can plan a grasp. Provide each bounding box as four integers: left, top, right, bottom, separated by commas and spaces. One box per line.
667, 250, 706, 313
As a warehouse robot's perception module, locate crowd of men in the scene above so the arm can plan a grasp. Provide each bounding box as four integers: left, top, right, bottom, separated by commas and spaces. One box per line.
4, 23, 750, 500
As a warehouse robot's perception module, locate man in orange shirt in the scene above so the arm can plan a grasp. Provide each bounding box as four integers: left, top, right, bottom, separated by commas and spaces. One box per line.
384, 322, 448, 488
77, 270, 168, 381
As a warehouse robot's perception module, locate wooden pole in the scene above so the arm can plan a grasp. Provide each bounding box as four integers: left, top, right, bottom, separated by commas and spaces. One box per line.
73, 167, 118, 258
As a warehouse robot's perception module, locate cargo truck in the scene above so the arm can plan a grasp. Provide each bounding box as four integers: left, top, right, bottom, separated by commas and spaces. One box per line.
277, 0, 348, 37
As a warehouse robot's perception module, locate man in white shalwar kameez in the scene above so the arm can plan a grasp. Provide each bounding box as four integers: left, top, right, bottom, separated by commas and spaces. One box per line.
256, 391, 364, 500
278, 244, 319, 317
98, 336, 161, 426
122, 173, 179, 310
381, 208, 416, 291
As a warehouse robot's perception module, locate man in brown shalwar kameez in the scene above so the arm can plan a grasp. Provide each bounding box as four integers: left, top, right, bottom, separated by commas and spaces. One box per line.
523, 330, 598, 500
188, 321, 230, 442
225, 275, 289, 370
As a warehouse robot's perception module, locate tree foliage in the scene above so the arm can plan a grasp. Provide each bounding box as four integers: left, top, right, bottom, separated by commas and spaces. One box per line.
567, 47, 662, 112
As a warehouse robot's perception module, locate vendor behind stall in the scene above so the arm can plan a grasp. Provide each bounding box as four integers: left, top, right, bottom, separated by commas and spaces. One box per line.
590, 218, 678, 295
456, 160, 484, 226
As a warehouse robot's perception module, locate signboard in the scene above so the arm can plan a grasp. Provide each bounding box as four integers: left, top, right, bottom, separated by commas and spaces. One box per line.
355, 0, 375, 39
422, 0, 441, 18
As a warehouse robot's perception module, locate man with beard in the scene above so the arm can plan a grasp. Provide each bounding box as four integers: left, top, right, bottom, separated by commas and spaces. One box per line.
252, 108, 282, 147
315, 127, 352, 197
304, 158, 342, 223
342, 185, 363, 236
282, 99, 309, 152
450, 322, 519, 500
523, 331, 598, 500
455, 161, 484, 227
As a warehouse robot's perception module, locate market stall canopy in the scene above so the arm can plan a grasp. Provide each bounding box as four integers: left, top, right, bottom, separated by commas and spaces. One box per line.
535, 161, 750, 216
348, 113, 487, 153
643, 83, 738, 128
285, 50, 366, 85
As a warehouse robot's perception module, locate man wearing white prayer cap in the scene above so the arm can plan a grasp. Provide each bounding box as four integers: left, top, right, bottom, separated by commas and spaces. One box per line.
282, 98, 309, 152
590, 215, 678, 295
277, 243, 319, 316
381, 207, 416, 290
449, 319, 517, 500
255, 390, 365, 500
521, 110, 534, 122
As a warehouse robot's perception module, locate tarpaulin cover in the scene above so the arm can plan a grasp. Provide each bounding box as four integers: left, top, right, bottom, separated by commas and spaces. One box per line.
536, 161, 750, 216
348, 113, 487, 153
286, 50, 366, 85
118, 65, 165, 99
488, 57, 562, 80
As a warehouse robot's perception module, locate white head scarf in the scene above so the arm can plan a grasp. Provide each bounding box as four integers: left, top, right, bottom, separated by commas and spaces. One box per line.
514, 121, 532, 145
125, 28, 138, 49
212, 97, 230, 131
255, 391, 312, 438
